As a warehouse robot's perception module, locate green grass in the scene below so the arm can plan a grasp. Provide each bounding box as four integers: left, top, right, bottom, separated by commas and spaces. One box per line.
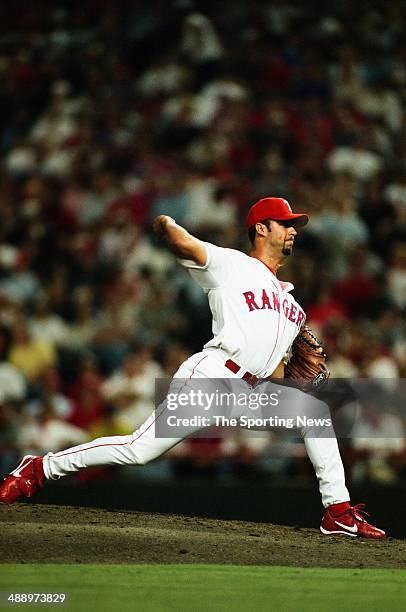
0, 565, 405, 612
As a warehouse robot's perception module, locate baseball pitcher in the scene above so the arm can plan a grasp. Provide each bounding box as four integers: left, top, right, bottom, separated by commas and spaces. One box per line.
0, 197, 385, 538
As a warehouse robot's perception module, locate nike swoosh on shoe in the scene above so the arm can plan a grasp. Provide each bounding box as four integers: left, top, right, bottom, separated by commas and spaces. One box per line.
10, 456, 35, 478
335, 520, 358, 533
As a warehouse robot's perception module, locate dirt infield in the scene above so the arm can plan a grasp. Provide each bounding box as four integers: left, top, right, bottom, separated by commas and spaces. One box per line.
0, 504, 405, 568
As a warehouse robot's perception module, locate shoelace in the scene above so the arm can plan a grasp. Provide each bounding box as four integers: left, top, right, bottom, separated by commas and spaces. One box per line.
347, 503, 370, 522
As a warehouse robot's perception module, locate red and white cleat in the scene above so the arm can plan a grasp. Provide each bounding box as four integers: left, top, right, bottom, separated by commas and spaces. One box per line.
0, 455, 44, 504
320, 502, 385, 539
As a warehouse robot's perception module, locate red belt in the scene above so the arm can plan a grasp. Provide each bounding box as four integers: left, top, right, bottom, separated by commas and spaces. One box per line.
225, 359, 261, 386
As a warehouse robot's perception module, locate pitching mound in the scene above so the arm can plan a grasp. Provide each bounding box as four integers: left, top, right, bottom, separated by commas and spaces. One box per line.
1, 504, 405, 568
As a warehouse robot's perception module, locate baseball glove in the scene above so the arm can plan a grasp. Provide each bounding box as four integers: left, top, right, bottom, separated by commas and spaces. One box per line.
284, 325, 330, 392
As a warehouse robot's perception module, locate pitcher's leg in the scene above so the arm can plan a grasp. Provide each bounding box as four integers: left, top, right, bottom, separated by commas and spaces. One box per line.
275, 384, 350, 507
302, 433, 350, 507
43, 362, 213, 480
43, 409, 182, 480
300, 394, 349, 506
43, 353, 213, 480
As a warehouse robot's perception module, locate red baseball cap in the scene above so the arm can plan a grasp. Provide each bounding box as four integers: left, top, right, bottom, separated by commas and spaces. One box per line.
246, 197, 308, 229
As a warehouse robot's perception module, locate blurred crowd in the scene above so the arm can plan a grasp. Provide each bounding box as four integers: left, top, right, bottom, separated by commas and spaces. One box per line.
0, 0, 405, 485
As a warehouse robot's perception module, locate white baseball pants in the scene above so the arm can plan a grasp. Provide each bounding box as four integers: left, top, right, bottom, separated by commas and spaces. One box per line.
43, 349, 350, 507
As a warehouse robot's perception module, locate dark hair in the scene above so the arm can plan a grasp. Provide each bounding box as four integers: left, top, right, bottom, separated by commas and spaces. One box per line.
247, 218, 272, 245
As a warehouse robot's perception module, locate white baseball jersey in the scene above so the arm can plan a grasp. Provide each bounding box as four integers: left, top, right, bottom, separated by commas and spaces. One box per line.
179, 242, 306, 377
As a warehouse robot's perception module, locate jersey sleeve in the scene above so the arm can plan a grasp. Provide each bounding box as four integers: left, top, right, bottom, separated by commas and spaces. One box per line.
178, 242, 235, 290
